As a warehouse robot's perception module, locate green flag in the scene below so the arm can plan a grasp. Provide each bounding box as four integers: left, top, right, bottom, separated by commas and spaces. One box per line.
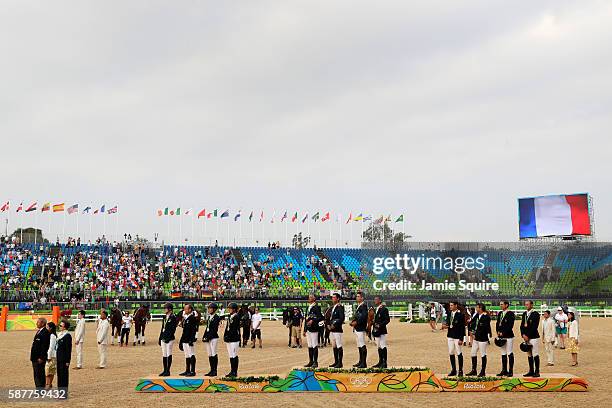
176, 208, 181, 216
213, 209, 218, 217
164, 207, 169, 215
395, 214, 404, 223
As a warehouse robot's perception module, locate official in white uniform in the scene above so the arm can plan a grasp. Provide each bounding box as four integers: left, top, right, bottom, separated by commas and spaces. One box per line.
74, 310, 86, 369
96, 310, 111, 369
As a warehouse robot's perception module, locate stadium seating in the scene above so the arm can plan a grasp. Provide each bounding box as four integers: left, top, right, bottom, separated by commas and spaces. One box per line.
1, 240, 611, 301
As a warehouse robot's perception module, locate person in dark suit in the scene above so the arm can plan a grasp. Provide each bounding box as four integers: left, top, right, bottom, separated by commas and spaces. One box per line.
442, 301, 465, 376
30, 317, 50, 389
56, 319, 72, 390
303, 294, 323, 368
350, 291, 369, 368
496, 300, 516, 377
158, 303, 178, 376
520, 300, 541, 377
328, 293, 345, 368
203, 302, 222, 377
224, 303, 241, 377
466, 303, 492, 377
179, 304, 198, 376
371, 295, 390, 368
282, 307, 293, 347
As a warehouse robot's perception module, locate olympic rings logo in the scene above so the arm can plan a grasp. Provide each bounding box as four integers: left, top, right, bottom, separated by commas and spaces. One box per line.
349, 376, 372, 387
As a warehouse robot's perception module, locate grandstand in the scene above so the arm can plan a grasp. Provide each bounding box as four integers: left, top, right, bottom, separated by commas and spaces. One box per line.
1, 238, 611, 304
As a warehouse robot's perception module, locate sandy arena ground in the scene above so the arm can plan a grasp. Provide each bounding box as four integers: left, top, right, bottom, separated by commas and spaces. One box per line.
0, 318, 608, 408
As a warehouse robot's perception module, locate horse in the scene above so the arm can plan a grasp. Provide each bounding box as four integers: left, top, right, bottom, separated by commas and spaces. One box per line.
133, 305, 151, 345
366, 306, 375, 342
110, 307, 123, 346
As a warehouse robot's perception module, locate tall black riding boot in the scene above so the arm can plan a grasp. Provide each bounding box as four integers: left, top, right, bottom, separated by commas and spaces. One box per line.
448, 355, 457, 376
466, 356, 478, 376
312, 347, 319, 368
457, 354, 464, 376
355, 346, 367, 368
329, 347, 338, 367
533, 356, 540, 377
372, 348, 383, 368
353, 346, 362, 368
508, 353, 514, 377
478, 356, 487, 377
305, 348, 314, 368
179, 358, 190, 376
497, 355, 508, 376
159, 357, 168, 376
205, 355, 218, 377
186, 355, 196, 376
336, 347, 343, 368
381, 347, 387, 368
524, 356, 534, 377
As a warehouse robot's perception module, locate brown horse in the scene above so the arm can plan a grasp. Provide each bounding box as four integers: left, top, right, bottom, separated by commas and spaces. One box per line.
133, 305, 151, 345
110, 307, 123, 345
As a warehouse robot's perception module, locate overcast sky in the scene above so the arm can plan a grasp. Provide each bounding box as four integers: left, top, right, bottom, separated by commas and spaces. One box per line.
0, 1, 610, 245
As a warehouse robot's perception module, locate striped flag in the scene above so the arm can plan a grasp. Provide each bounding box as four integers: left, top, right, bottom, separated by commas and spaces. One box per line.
291, 212, 298, 222
107, 206, 118, 214
67, 204, 79, 214
281, 211, 288, 222
354, 214, 363, 222
26, 202, 37, 212
234, 210, 241, 221
220, 210, 229, 218
16, 202, 23, 212
0, 201, 8, 212
41, 203, 51, 212
321, 212, 330, 222
301, 213, 308, 223
197, 209, 206, 219
345, 213, 352, 224
83, 206, 91, 214
53, 203, 65, 212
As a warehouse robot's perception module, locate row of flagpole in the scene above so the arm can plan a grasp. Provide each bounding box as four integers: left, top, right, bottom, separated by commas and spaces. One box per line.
157, 209, 406, 247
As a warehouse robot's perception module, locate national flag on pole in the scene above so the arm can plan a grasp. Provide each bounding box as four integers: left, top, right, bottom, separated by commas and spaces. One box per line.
259, 211, 264, 222
107, 206, 118, 214
345, 213, 352, 224
234, 211, 241, 221
395, 214, 404, 223
67, 204, 79, 214
163, 207, 169, 216
53, 203, 65, 212
220, 210, 229, 218
26, 202, 37, 212
374, 215, 384, 225
384, 214, 391, 222
16, 202, 23, 212
197, 209, 206, 218
312, 212, 320, 222
249, 211, 253, 222
281, 211, 288, 222
158, 209, 163, 216
354, 214, 363, 222
0, 201, 8, 212
321, 212, 330, 222
184, 209, 192, 216
270, 210, 275, 223
41, 203, 51, 212
213, 209, 218, 217
175, 208, 181, 216
518, 193, 591, 238
83, 206, 91, 214
363, 215, 372, 222
291, 212, 298, 222
100, 205, 106, 213
302, 213, 308, 223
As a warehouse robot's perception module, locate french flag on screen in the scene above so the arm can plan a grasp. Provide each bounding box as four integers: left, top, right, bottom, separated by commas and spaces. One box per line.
519, 194, 591, 238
